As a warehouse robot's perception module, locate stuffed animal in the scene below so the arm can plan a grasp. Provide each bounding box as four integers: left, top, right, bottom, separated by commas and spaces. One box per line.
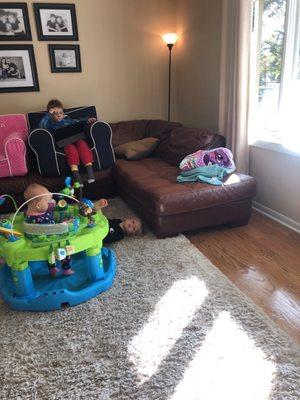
179, 147, 236, 172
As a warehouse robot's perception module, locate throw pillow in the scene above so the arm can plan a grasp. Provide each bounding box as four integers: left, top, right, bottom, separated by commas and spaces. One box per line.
114, 137, 159, 160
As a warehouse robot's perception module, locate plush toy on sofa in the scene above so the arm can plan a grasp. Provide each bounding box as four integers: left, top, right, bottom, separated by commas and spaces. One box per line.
179, 147, 236, 172
177, 147, 236, 186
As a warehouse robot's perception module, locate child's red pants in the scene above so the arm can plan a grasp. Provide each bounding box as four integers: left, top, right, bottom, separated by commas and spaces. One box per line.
64, 140, 93, 167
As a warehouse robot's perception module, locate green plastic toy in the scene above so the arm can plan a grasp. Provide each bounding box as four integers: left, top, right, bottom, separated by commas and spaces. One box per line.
0, 181, 117, 311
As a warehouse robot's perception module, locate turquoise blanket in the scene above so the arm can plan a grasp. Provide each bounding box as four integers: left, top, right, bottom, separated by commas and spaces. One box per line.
177, 165, 232, 186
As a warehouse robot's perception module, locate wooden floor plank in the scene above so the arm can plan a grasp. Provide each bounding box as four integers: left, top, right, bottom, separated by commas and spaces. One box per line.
186, 210, 300, 344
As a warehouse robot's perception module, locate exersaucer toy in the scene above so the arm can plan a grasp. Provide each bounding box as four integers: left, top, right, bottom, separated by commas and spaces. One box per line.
0, 182, 116, 312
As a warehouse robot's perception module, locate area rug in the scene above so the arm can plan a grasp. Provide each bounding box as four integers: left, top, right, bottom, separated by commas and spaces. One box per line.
0, 198, 299, 400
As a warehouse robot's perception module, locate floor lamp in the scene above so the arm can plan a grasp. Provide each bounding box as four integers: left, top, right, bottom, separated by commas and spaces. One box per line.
162, 33, 178, 122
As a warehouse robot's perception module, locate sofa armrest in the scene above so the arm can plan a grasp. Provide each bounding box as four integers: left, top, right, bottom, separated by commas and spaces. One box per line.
28, 128, 62, 176
204, 133, 226, 150
87, 121, 116, 170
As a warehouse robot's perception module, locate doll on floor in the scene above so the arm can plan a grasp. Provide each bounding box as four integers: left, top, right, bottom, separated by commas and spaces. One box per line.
95, 199, 143, 243
24, 183, 74, 276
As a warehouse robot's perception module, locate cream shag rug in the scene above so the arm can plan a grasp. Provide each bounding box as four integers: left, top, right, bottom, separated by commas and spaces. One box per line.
0, 198, 299, 400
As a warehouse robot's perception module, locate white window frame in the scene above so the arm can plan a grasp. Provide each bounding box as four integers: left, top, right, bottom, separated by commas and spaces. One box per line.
249, 0, 300, 155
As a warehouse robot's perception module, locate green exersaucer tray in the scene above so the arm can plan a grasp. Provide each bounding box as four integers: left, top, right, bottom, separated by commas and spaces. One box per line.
0, 206, 109, 271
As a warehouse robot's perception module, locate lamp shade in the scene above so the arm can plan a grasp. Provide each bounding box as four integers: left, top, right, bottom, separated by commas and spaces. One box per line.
162, 33, 178, 45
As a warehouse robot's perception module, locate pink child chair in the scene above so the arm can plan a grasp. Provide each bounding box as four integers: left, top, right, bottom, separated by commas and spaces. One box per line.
0, 114, 28, 178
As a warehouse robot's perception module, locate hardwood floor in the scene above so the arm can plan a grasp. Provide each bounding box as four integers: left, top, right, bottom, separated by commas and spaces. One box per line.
186, 210, 300, 345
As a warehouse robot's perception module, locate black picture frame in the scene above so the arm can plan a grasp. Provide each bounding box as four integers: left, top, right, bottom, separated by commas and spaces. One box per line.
0, 2, 32, 41
0, 44, 39, 93
48, 44, 81, 73
33, 3, 78, 41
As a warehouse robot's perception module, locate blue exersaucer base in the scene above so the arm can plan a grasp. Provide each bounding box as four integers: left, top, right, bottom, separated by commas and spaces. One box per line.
0, 248, 116, 312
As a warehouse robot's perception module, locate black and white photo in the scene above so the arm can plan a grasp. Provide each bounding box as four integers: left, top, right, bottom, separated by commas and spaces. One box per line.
0, 3, 31, 40
49, 44, 81, 73
0, 45, 39, 92
34, 3, 78, 41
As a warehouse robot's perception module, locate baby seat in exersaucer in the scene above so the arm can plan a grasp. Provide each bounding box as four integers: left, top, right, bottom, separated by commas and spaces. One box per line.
0, 189, 117, 312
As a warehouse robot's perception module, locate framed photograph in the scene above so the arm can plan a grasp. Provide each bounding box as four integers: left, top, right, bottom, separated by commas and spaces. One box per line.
34, 3, 78, 41
0, 2, 32, 40
49, 44, 81, 73
0, 45, 39, 92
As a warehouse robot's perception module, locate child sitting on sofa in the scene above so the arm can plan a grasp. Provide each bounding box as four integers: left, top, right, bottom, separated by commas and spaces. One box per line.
39, 99, 97, 185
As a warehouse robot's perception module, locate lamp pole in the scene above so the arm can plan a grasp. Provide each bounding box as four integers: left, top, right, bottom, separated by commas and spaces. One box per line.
167, 43, 173, 122
162, 33, 178, 122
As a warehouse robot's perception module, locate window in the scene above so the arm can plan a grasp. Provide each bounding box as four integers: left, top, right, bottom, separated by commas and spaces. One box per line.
249, 0, 300, 151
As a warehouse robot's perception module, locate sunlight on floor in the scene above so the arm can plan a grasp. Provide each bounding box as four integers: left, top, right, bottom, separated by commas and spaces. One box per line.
128, 276, 208, 384
170, 311, 276, 400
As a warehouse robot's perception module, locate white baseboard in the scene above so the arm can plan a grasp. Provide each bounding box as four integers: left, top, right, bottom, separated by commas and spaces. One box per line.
252, 201, 300, 234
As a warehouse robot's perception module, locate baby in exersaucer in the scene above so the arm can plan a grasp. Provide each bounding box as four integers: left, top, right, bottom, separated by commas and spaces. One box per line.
24, 183, 74, 277
24, 184, 56, 224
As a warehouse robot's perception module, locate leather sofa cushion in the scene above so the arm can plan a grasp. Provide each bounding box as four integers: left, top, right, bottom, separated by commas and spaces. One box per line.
0, 169, 113, 198
144, 120, 182, 139
154, 126, 226, 166
110, 120, 148, 148
114, 158, 256, 217
110, 120, 183, 148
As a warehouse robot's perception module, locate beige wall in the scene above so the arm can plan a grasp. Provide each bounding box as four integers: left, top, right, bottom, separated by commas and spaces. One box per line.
175, 0, 222, 131
250, 146, 300, 224
0, 0, 177, 122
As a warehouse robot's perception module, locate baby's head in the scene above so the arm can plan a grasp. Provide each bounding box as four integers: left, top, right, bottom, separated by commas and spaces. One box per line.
7, 13, 16, 23
24, 184, 53, 213
5, 22, 13, 32
47, 99, 64, 123
123, 217, 142, 236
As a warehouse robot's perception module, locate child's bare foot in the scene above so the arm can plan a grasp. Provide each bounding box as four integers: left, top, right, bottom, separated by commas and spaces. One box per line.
99, 199, 108, 208
49, 266, 59, 277
94, 199, 108, 212
63, 268, 74, 276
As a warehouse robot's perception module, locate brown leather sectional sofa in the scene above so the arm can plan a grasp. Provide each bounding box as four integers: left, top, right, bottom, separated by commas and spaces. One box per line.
0, 119, 256, 238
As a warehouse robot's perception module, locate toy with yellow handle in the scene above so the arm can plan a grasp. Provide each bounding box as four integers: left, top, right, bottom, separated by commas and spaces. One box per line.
0, 195, 22, 240
0, 226, 23, 238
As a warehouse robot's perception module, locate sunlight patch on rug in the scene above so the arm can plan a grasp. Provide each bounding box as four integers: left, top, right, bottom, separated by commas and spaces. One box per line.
170, 311, 276, 400
128, 276, 208, 383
